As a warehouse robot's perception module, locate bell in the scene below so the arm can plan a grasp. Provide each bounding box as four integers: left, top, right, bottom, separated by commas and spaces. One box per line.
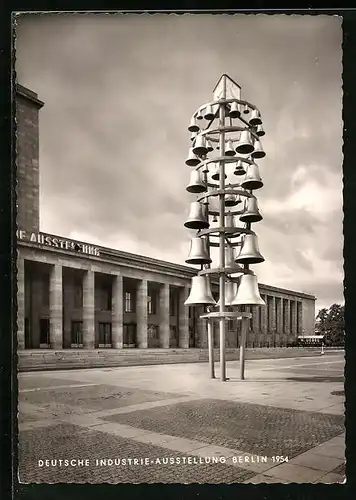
225, 188, 238, 207
235, 234, 264, 264
225, 212, 236, 234
231, 272, 266, 306
217, 281, 237, 306
206, 139, 214, 152
185, 237, 211, 265
228, 101, 240, 119
185, 147, 201, 167
241, 164, 263, 190
251, 140, 266, 159
186, 170, 206, 193
196, 109, 203, 121
243, 104, 250, 114
249, 109, 262, 126
225, 245, 243, 272
188, 117, 200, 133
185, 276, 216, 306
239, 197, 263, 223
233, 159, 246, 176
190, 131, 198, 142
256, 124, 265, 137
211, 166, 227, 181
235, 130, 254, 155
192, 135, 208, 156
184, 202, 210, 230
204, 104, 215, 121
225, 139, 236, 157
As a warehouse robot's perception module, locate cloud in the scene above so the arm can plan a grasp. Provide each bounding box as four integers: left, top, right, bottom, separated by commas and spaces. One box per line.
15, 13, 343, 311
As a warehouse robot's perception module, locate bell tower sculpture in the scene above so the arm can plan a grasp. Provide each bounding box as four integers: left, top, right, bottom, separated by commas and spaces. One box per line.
183, 74, 266, 381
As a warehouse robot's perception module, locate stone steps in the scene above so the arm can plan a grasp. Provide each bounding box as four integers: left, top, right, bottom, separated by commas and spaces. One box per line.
17, 347, 329, 372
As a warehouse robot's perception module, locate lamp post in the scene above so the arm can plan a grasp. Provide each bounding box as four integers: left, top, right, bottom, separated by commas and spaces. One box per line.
184, 74, 267, 381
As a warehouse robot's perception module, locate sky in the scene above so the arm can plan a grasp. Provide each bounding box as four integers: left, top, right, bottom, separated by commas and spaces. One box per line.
15, 13, 343, 313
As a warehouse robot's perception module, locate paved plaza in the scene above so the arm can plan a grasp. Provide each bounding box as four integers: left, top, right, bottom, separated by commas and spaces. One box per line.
18, 350, 346, 484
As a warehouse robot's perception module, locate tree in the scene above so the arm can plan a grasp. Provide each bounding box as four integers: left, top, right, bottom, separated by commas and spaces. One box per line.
316, 304, 344, 346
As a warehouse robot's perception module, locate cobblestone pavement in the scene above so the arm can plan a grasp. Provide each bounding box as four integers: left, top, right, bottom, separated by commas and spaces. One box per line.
19, 423, 254, 484
103, 399, 344, 458
18, 352, 345, 484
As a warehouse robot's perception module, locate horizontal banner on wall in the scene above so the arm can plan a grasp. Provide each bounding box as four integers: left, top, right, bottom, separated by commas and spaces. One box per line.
17, 230, 100, 256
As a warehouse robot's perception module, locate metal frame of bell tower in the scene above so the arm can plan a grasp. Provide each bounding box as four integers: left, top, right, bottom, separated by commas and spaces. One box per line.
184, 74, 267, 381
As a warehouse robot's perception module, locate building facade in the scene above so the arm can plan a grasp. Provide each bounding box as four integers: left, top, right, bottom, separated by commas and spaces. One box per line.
16, 85, 316, 361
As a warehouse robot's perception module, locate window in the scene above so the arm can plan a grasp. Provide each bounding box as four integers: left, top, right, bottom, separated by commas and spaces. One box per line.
147, 294, 156, 315
125, 292, 132, 313
39, 318, 50, 345
71, 321, 83, 346
228, 319, 234, 331
98, 323, 112, 347
169, 292, 175, 316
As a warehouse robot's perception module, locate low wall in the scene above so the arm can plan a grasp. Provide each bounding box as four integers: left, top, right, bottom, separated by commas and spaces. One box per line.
17, 346, 338, 372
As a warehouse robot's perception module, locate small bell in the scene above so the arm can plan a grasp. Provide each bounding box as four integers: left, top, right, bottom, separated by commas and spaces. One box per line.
192, 135, 208, 156
185, 147, 201, 167
243, 104, 250, 114
225, 245, 244, 273
225, 139, 236, 157
225, 187, 239, 207
235, 130, 254, 155
231, 272, 266, 306
188, 117, 200, 133
206, 139, 214, 152
211, 166, 227, 181
241, 164, 263, 190
249, 109, 262, 126
239, 197, 263, 223
185, 237, 211, 265
184, 201, 210, 230
204, 104, 215, 121
185, 276, 216, 306
256, 124, 265, 137
251, 140, 266, 159
196, 109, 203, 121
235, 233, 264, 264
228, 101, 240, 119
233, 159, 247, 176
225, 212, 236, 234
190, 131, 198, 142
186, 170, 206, 193
217, 281, 237, 307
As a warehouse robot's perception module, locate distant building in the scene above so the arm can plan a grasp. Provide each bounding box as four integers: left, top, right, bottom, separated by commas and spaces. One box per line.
16, 85, 316, 370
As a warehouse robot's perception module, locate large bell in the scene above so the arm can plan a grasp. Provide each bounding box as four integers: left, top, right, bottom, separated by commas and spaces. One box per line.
249, 109, 262, 126
185, 276, 216, 306
231, 272, 265, 306
256, 124, 265, 137
204, 104, 215, 121
186, 170, 206, 193
241, 164, 263, 190
185, 237, 211, 265
216, 281, 237, 306
228, 101, 240, 119
235, 130, 254, 155
188, 117, 200, 133
239, 197, 263, 223
235, 233, 264, 264
251, 140, 266, 159
225, 245, 243, 272
233, 159, 246, 176
185, 147, 201, 167
184, 202, 209, 230
192, 135, 208, 156
225, 139, 236, 157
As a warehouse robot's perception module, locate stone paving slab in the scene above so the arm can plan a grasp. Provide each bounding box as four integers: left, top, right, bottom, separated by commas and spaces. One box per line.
287, 451, 343, 471
18, 423, 255, 484
263, 463, 327, 483
19, 384, 189, 411
18, 376, 85, 390
103, 398, 345, 458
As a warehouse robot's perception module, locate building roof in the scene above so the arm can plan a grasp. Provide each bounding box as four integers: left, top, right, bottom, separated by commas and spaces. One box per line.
16, 84, 44, 108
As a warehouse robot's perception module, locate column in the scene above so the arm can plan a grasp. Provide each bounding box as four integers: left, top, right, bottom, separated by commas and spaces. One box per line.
291, 300, 298, 337
297, 301, 303, 335
112, 275, 123, 348
49, 264, 63, 349
17, 256, 25, 349
178, 286, 189, 348
284, 299, 290, 334
261, 294, 267, 346
137, 279, 148, 348
269, 296, 276, 333
159, 282, 170, 348
83, 270, 95, 349
197, 306, 207, 348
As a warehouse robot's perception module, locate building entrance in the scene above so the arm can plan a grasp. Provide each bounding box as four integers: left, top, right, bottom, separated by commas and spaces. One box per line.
123, 323, 136, 348
98, 322, 112, 348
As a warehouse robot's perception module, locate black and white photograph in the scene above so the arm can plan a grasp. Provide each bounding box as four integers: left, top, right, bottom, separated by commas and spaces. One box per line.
15, 12, 345, 484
